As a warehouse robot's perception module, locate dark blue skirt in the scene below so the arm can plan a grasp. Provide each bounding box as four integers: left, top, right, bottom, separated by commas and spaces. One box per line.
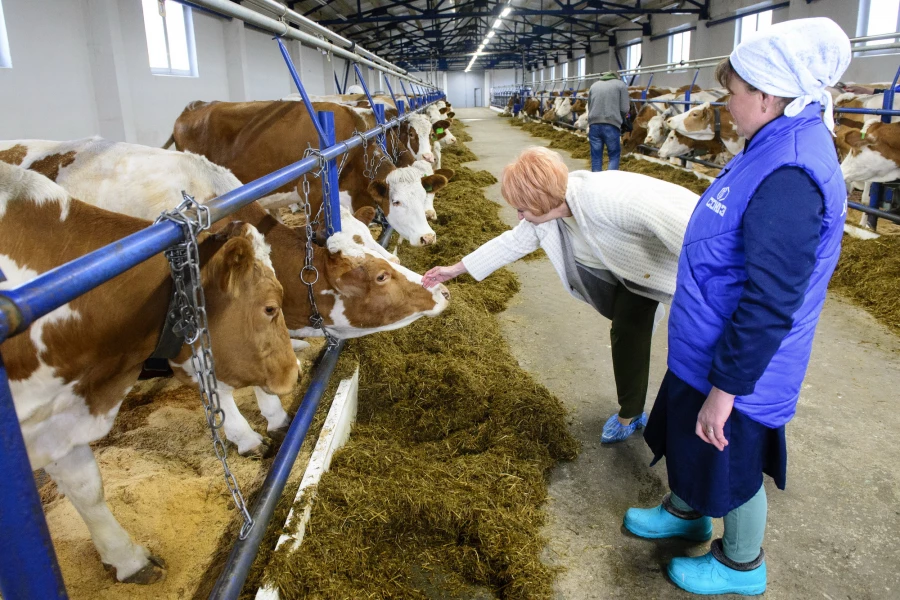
644, 370, 787, 518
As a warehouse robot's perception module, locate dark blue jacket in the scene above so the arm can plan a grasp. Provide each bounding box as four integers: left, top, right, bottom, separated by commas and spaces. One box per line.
667, 103, 847, 427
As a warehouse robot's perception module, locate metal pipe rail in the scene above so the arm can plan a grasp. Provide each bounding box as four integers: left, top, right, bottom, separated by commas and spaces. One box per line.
189, 0, 437, 90
0, 94, 442, 600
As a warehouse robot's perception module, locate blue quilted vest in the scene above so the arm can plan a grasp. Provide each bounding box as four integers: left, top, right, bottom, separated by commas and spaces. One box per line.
667, 103, 847, 428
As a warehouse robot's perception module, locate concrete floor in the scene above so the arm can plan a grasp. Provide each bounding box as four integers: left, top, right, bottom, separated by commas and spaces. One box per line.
455, 107, 900, 600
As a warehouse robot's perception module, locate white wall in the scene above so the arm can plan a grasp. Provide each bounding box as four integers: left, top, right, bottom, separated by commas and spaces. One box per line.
446, 71, 486, 108
0, 0, 99, 140
0, 0, 427, 147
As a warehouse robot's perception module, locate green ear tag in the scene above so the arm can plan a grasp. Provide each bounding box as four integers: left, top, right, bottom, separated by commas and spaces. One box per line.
425, 185, 433, 192
435, 127, 445, 134
860, 131, 866, 139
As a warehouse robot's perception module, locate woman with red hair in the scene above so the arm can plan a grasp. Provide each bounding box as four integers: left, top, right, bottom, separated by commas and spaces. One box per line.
423, 146, 699, 443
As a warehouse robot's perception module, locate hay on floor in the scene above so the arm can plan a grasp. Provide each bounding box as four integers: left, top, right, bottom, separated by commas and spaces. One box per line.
243, 121, 579, 600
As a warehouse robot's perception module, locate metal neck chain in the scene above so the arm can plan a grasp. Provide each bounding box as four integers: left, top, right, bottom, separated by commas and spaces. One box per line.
298, 155, 339, 348
156, 192, 254, 539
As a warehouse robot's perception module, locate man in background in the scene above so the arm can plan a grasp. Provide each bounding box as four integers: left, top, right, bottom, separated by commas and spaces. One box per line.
587, 72, 630, 171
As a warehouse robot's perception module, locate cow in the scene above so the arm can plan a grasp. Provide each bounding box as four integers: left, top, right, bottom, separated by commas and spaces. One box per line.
0, 160, 299, 584
410, 159, 454, 221
520, 97, 541, 119
665, 101, 746, 156
0, 138, 452, 456
658, 128, 729, 163
840, 121, 900, 183
166, 100, 437, 246
834, 91, 900, 129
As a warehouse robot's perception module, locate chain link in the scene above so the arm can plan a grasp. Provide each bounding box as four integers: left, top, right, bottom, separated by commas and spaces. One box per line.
156, 192, 254, 540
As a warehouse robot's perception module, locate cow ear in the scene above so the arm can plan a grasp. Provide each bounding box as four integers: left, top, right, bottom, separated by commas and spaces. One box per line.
432, 119, 450, 138
208, 235, 256, 297
353, 205, 377, 225
367, 179, 391, 210
439, 107, 449, 114
447, 111, 456, 119
435, 168, 455, 181
335, 265, 369, 297
422, 174, 448, 194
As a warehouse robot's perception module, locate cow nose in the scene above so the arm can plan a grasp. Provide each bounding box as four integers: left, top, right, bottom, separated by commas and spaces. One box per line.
420, 233, 436, 245
438, 284, 450, 300
423, 152, 435, 163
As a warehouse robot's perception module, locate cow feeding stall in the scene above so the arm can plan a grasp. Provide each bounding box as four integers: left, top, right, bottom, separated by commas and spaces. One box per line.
0, 2, 447, 598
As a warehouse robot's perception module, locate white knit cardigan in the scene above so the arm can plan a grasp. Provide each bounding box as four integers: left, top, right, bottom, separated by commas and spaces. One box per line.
462, 170, 700, 305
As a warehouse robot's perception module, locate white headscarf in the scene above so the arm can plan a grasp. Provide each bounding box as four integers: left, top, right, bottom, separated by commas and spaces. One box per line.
729, 17, 851, 134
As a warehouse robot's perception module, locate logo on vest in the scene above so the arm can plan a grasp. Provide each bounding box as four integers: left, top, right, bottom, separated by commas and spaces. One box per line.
705, 186, 729, 217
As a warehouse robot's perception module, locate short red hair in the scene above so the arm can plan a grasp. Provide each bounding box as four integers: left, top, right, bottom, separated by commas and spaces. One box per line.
500, 146, 568, 215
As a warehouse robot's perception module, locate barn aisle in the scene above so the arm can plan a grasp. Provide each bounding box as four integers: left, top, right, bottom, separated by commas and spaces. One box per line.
455, 107, 900, 599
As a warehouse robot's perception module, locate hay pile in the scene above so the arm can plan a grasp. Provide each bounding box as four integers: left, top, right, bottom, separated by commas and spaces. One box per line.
246, 121, 578, 599
830, 235, 900, 335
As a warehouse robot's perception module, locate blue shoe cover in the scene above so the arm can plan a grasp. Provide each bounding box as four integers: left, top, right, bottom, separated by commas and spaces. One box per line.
601, 412, 648, 444
623, 502, 713, 541
668, 545, 766, 596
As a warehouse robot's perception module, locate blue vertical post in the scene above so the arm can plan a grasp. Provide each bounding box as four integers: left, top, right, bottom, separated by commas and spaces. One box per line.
275, 37, 327, 144
685, 69, 700, 106
867, 65, 900, 230
383, 73, 401, 114
397, 100, 406, 116
399, 79, 414, 109
372, 104, 387, 152
352, 63, 383, 122
0, 353, 68, 600
317, 111, 341, 236
333, 72, 343, 94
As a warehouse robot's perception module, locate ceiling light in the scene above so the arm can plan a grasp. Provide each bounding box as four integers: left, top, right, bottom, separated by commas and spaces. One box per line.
501, 7, 512, 17
487, 31, 495, 39
492, 18, 502, 29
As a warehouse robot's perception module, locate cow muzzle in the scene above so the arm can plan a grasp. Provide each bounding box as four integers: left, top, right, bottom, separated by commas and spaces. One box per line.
419, 232, 436, 246
422, 152, 435, 163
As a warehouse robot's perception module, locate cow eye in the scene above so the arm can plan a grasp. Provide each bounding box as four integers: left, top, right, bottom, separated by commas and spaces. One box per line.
376, 271, 390, 283
392, 199, 402, 207
265, 306, 278, 317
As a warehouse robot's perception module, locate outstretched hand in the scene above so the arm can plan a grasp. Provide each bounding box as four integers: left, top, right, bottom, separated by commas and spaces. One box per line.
422, 262, 466, 289
696, 386, 735, 452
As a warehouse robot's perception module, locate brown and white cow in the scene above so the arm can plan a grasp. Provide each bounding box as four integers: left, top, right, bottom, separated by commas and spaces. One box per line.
410, 159, 454, 221
0, 161, 298, 584
166, 100, 437, 246
834, 91, 900, 129
665, 101, 746, 156
0, 138, 451, 456
840, 121, 900, 183
658, 128, 729, 163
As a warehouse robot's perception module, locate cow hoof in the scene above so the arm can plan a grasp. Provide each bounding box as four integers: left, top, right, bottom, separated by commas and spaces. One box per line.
238, 438, 274, 459
267, 425, 290, 444
108, 555, 167, 585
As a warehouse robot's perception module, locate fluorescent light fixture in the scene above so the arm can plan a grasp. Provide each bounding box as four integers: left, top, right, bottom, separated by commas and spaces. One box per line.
501, 6, 512, 17
487, 30, 495, 39
492, 18, 501, 29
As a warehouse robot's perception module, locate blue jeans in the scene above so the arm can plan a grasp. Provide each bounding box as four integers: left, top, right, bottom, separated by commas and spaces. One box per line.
589, 123, 621, 172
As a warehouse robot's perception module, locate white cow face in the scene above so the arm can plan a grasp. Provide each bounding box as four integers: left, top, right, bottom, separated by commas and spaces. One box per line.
406, 113, 435, 163
646, 114, 670, 146
368, 166, 437, 246
556, 97, 575, 119
658, 130, 691, 158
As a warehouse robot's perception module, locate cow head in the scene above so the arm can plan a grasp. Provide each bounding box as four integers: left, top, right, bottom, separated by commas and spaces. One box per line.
646, 112, 671, 146
367, 166, 437, 245
432, 120, 456, 147
404, 113, 436, 163
200, 222, 299, 395
314, 232, 451, 338
667, 102, 716, 140
658, 130, 693, 158
840, 122, 900, 183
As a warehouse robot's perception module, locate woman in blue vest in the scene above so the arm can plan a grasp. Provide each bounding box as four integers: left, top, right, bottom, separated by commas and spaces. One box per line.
622, 18, 851, 596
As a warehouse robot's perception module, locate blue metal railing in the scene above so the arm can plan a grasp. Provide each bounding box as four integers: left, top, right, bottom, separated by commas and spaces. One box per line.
0, 40, 442, 600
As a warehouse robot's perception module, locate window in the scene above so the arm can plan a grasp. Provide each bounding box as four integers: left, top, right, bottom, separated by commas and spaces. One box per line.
532, 70, 536, 84
859, 0, 900, 46
668, 30, 691, 66
141, 0, 198, 76
549, 65, 556, 80
0, 0, 11, 68
561, 62, 568, 79
626, 42, 642, 72
736, 10, 773, 46
577, 56, 586, 78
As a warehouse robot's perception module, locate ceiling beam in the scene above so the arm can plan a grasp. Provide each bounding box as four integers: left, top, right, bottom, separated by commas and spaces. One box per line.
318, 6, 700, 25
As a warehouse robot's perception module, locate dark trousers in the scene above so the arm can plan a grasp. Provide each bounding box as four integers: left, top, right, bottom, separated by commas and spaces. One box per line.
577, 265, 659, 420
588, 123, 622, 172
